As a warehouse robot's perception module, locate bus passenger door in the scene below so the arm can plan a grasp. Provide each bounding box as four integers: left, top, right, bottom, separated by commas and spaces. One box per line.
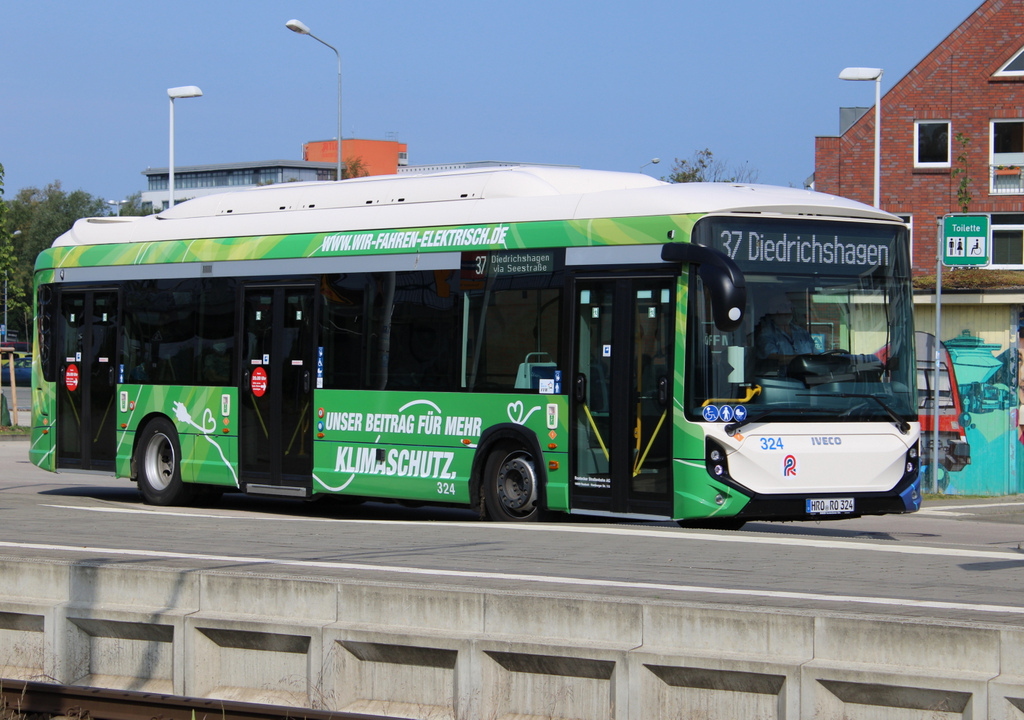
572, 277, 674, 517
239, 285, 315, 493
55, 289, 119, 472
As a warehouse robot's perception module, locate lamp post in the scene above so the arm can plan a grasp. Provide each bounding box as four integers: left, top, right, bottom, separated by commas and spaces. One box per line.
3, 231, 19, 345
839, 67, 883, 208
286, 19, 343, 181
640, 158, 660, 174
167, 85, 203, 209
107, 199, 128, 216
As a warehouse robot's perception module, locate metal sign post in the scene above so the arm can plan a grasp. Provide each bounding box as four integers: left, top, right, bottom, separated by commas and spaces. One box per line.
932, 214, 990, 493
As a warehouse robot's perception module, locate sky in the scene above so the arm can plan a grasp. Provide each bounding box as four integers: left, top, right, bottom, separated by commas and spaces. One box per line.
0, 1, 982, 206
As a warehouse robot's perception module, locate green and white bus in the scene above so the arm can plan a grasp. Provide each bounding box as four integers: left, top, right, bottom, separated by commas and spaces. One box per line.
29, 166, 921, 526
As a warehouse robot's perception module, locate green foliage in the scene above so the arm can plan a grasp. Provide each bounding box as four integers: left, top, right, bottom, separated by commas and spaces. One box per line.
913, 267, 1024, 290
3, 181, 109, 342
664, 148, 759, 184
113, 192, 157, 217
951, 132, 972, 213
342, 156, 370, 179
0, 163, 29, 345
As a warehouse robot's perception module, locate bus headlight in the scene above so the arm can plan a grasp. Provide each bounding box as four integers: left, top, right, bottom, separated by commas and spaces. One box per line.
706, 438, 730, 480
904, 442, 920, 479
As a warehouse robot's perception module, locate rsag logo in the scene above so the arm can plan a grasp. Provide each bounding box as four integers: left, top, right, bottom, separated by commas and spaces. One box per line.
782, 455, 797, 477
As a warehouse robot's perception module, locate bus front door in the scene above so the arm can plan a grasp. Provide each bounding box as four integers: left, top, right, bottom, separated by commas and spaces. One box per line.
239, 285, 314, 494
572, 277, 674, 517
55, 289, 119, 472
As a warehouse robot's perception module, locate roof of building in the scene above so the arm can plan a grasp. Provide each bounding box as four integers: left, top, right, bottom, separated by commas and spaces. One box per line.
143, 159, 336, 176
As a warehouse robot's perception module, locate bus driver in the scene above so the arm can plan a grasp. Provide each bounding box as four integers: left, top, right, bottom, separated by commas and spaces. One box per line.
755, 294, 814, 369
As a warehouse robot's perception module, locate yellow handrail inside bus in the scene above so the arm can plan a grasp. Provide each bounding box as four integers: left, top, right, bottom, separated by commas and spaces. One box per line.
701, 385, 762, 407
582, 403, 610, 461
286, 400, 310, 456
252, 399, 269, 440
633, 409, 667, 477
63, 386, 81, 428
93, 395, 114, 444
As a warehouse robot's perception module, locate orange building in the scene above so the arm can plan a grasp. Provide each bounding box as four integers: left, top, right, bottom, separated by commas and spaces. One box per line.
303, 138, 408, 176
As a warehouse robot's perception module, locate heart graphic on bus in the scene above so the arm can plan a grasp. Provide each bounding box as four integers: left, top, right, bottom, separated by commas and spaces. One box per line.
507, 401, 541, 425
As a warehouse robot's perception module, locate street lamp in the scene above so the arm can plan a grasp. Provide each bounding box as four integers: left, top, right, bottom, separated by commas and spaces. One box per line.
286, 19, 343, 181
2, 232, 16, 345
107, 199, 129, 216
640, 158, 660, 174
167, 85, 203, 209
839, 67, 883, 208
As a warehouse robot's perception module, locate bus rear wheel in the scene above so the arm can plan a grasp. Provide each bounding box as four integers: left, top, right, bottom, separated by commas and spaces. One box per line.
136, 417, 195, 506
483, 445, 539, 522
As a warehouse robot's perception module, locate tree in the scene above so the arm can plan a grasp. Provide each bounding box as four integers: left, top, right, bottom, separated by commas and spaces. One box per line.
342, 156, 370, 179
5, 181, 109, 342
112, 192, 157, 217
951, 132, 972, 213
664, 148, 759, 184
0, 164, 30, 346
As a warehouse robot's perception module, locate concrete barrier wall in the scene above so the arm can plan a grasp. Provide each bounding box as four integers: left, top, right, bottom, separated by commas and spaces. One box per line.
1, 557, 1023, 719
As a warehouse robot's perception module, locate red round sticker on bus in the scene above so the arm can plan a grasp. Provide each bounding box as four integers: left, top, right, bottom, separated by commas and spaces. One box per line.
65, 364, 80, 392
251, 366, 268, 397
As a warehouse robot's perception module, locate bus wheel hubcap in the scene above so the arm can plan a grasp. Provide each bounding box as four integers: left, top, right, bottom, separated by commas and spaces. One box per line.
496, 454, 536, 512
144, 434, 175, 491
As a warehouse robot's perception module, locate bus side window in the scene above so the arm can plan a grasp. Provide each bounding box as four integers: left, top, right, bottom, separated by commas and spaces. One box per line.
465, 286, 561, 392
377, 270, 457, 391
320, 274, 368, 390
197, 279, 235, 386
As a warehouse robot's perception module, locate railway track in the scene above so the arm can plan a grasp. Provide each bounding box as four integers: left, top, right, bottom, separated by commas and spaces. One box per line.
0, 680, 401, 720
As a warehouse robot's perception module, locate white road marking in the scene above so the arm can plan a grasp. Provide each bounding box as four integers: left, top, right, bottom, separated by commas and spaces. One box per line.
917, 501, 1024, 517
43, 503, 1024, 560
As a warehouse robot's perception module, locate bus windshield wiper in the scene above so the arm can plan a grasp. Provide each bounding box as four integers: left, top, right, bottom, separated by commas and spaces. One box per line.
810, 392, 911, 435
724, 407, 834, 436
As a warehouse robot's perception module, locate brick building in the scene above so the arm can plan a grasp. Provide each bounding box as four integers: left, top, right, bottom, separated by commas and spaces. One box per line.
815, 0, 1024, 270
815, 0, 1024, 495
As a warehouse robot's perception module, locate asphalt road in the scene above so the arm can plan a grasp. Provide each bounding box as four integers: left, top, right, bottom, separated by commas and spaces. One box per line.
2, 438, 1023, 627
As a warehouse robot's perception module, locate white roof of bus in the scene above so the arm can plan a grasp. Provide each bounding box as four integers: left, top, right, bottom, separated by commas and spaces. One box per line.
54, 166, 899, 247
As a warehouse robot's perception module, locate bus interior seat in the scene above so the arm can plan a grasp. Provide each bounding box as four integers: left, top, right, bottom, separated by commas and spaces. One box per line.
514, 352, 557, 390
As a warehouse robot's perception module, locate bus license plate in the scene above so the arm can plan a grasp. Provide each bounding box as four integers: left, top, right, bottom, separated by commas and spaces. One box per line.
806, 498, 854, 515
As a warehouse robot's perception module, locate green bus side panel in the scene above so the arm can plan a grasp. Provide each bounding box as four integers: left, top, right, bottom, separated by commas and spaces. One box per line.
38, 215, 702, 272
181, 432, 239, 487
311, 389, 569, 507
315, 441, 475, 503
672, 459, 752, 520
115, 384, 239, 487
30, 383, 56, 472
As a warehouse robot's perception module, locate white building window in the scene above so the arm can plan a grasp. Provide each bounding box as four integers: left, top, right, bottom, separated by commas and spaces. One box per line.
915, 120, 950, 168
989, 214, 1024, 267
994, 46, 1024, 77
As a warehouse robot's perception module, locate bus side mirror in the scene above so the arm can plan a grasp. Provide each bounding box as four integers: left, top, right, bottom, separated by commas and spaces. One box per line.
662, 243, 746, 332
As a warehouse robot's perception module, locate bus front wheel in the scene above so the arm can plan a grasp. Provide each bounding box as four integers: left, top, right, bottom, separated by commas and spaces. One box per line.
483, 445, 539, 522
136, 418, 194, 506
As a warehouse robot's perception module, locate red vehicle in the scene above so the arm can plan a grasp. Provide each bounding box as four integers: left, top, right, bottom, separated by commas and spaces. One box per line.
915, 331, 971, 478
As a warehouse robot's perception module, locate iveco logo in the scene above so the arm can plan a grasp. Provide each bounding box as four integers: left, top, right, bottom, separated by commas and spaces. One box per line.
811, 436, 842, 446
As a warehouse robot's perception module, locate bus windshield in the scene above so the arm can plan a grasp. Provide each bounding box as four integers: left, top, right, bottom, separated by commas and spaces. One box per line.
687, 217, 916, 424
